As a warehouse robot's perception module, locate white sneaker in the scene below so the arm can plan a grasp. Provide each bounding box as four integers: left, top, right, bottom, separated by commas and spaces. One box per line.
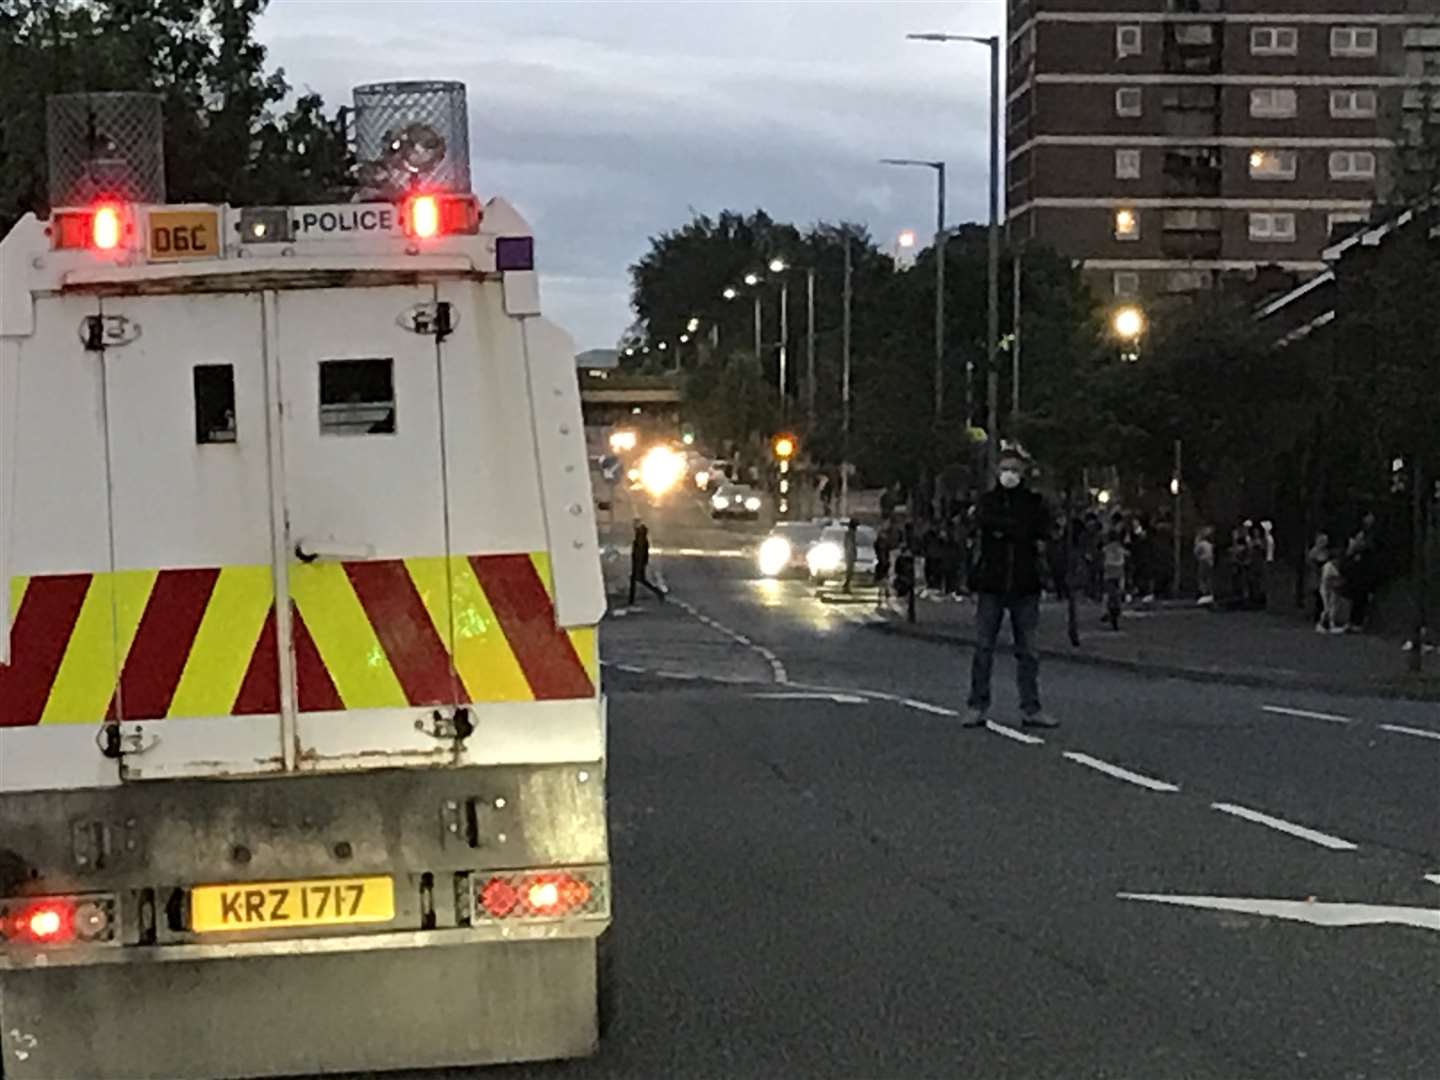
1197, 595, 1214, 607
962, 708, 988, 728
1315, 623, 1327, 634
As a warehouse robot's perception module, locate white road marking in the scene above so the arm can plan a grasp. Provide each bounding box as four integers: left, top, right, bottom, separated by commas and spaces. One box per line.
1380, 723, 1440, 743
1210, 802, 1358, 851
1261, 704, 1353, 725
753, 692, 867, 704
614, 663, 647, 674
672, 598, 789, 684
901, 699, 959, 717
1118, 893, 1440, 932
655, 671, 699, 681
986, 722, 1045, 745
1063, 752, 1180, 793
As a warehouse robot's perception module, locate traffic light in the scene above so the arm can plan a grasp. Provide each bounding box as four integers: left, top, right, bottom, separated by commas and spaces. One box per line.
772, 434, 797, 461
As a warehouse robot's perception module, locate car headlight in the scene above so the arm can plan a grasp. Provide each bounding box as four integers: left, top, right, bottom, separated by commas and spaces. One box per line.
744, 496, 762, 512
757, 537, 792, 577
807, 541, 842, 574
711, 494, 728, 510
695, 470, 710, 489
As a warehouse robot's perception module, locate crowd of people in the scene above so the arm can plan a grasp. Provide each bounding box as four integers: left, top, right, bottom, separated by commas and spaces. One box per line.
866, 487, 1387, 638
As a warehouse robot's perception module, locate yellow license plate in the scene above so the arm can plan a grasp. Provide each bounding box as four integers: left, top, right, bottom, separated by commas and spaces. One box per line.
190, 875, 395, 933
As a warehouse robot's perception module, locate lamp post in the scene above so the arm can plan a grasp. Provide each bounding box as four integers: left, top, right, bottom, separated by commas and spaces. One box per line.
880, 158, 946, 427
769, 257, 789, 417
742, 272, 762, 361
908, 31, 1000, 468
805, 266, 816, 427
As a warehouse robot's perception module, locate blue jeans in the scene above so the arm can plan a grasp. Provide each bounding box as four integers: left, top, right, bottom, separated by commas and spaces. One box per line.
967, 592, 1041, 715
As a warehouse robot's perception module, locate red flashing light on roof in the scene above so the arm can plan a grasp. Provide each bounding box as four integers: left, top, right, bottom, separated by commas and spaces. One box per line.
92, 205, 122, 250
402, 193, 481, 239
50, 204, 128, 252
408, 195, 441, 239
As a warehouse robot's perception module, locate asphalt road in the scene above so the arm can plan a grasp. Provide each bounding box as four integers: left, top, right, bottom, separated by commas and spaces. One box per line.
458, 489, 1438, 1080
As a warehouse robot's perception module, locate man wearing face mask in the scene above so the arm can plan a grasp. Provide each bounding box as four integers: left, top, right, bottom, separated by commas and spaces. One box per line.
964, 446, 1058, 728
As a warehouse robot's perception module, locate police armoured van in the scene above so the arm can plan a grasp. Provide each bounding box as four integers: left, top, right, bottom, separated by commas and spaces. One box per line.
0, 83, 610, 1079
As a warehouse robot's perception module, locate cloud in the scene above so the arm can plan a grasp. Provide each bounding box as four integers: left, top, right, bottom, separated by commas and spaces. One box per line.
258, 0, 1004, 348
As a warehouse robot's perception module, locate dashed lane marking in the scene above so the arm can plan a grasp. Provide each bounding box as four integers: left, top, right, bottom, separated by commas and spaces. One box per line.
985, 721, 1046, 746
671, 598, 789, 684
1261, 704, 1354, 725
1211, 802, 1358, 852
899, 698, 959, 717
1118, 893, 1440, 932
1064, 752, 1180, 793
753, 691, 868, 704
1379, 723, 1440, 743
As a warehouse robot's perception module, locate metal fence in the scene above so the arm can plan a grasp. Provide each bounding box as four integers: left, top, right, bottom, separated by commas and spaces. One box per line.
353, 81, 471, 198
47, 92, 165, 208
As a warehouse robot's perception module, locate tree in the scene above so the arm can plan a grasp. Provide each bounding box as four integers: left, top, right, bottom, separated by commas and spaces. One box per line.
0, 0, 352, 234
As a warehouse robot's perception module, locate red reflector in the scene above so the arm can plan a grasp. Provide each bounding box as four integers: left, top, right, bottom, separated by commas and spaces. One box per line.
93, 206, 122, 250
479, 879, 519, 918
477, 872, 596, 920
408, 195, 440, 239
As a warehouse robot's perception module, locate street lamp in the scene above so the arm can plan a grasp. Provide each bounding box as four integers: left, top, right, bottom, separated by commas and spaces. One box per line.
881, 157, 946, 428
908, 31, 1000, 467
722, 286, 737, 301
1113, 304, 1145, 363
743, 272, 760, 287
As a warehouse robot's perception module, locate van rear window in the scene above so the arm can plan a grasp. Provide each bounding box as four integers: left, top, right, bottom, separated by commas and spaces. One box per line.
319, 359, 395, 436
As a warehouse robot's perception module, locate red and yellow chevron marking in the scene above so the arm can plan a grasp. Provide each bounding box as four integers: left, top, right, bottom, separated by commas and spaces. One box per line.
1, 553, 596, 728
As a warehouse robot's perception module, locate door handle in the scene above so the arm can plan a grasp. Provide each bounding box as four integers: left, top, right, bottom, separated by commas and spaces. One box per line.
294, 540, 376, 564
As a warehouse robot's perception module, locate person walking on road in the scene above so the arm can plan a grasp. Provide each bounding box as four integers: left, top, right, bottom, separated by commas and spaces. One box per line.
628, 520, 667, 605
963, 448, 1057, 729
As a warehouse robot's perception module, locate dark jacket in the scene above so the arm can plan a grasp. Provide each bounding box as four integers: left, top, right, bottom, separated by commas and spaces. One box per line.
967, 485, 1049, 596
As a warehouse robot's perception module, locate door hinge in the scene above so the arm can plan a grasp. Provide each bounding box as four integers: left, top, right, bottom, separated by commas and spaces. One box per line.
96, 722, 161, 760
79, 314, 141, 352
399, 301, 456, 341
415, 706, 474, 742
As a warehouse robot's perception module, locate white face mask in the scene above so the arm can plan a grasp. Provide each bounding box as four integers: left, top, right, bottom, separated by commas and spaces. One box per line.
998, 469, 1022, 489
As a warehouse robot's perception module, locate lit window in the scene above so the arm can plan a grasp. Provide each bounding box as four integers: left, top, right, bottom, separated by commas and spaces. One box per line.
1114, 208, 1140, 241
1331, 27, 1378, 58
1249, 149, 1298, 180
1117, 25, 1143, 58
1330, 89, 1377, 118
1248, 212, 1297, 243
1251, 27, 1298, 56
1115, 87, 1143, 118
1113, 271, 1140, 298
1115, 149, 1142, 179
1250, 88, 1298, 118
1329, 150, 1376, 179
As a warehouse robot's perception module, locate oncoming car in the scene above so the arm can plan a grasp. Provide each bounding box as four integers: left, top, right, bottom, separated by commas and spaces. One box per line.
807, 523, 878, 584
711, 483, 763, 520
756, 521, 825, 577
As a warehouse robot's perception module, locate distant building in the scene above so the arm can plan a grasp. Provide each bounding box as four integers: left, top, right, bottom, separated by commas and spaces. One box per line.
576, 348, 620, 378
1006, 0, 1440, 305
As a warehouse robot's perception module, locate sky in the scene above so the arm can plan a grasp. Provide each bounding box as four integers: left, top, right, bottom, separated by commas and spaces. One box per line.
256, 0, 1005, 350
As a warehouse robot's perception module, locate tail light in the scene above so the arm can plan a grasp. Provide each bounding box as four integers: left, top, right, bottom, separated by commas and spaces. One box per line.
0, 894, 117, 947
402, 193, 481, 239
469, 868, 608, 923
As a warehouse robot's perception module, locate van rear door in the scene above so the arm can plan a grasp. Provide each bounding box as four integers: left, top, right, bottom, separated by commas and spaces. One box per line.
277, 284, 461, 767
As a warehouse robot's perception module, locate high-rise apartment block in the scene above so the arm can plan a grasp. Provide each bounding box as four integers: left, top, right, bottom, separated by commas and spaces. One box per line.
1006, 0, 1440, 302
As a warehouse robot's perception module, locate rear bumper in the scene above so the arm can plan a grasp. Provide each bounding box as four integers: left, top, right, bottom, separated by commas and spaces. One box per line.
1, 933, 602, 1079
